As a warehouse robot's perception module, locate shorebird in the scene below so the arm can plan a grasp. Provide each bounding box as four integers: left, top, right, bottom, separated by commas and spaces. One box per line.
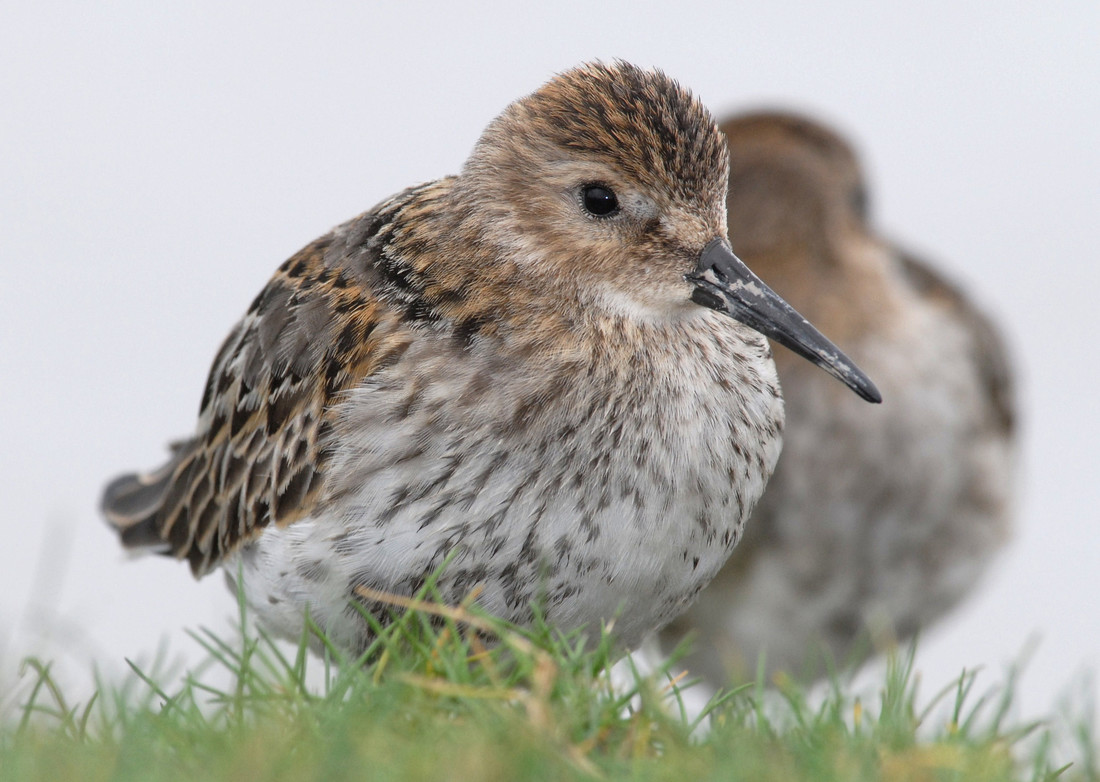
101, 64, 879, 656
659, 111, 1015, 683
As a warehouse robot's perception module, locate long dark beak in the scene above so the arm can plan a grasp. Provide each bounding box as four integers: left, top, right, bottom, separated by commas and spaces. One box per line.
688, 239, 882, 403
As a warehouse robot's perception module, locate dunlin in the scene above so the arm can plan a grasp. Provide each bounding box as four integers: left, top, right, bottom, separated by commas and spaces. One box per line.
102, 65, 878, 656
660, 112, 1015, 682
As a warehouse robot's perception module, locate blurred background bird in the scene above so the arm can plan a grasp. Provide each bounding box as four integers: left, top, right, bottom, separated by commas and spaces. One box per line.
659, 111, 1017, 685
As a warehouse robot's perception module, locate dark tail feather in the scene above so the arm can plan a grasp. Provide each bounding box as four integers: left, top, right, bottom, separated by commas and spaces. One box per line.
101, 445, 188, 552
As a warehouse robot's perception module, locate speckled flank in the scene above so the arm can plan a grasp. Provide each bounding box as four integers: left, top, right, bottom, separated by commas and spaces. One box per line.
659, 112, 1016, 683
101, 65, 873, 657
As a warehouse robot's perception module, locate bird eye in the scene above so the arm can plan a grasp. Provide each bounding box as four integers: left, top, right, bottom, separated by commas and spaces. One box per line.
581, 184, 619, 217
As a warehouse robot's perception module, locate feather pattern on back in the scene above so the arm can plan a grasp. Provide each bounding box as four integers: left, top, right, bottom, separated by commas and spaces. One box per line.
102, 185, 436, 575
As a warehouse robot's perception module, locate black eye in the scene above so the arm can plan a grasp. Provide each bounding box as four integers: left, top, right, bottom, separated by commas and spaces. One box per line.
581, 184, 619, 217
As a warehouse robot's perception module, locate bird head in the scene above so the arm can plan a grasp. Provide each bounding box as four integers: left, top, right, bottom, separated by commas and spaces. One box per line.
457, 62, 880, 403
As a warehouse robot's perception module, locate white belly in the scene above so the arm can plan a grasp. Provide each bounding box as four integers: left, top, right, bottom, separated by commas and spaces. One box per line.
227, 315, 784, 653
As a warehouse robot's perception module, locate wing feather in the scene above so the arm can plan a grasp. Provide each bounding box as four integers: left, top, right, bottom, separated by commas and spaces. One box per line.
102, 186, 430, 575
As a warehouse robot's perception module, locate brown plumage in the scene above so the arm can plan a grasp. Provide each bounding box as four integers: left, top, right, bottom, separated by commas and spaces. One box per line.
103, 187, 430, 575
102, 65, 878, 655
659, 111, 1016, 682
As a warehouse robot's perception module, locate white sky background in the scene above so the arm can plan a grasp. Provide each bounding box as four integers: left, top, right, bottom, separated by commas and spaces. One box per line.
1, 1, 1097, 727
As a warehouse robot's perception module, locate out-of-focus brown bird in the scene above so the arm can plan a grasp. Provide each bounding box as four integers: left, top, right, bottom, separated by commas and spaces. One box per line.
660, 111, 1016, 683
100, 66, 880, 657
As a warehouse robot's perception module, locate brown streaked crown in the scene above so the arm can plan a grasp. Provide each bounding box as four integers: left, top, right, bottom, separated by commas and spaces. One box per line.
532, 62, 729, 203
470, 62, 729, 212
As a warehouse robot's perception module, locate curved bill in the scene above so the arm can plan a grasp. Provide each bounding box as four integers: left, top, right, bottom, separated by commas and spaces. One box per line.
688, 238, 882, 403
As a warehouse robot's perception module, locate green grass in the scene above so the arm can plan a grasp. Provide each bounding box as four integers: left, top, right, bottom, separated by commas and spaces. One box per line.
0, 582, 1095, 781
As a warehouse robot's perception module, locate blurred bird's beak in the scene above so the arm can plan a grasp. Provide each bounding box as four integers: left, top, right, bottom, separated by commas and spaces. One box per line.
688, 239, 882, 403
